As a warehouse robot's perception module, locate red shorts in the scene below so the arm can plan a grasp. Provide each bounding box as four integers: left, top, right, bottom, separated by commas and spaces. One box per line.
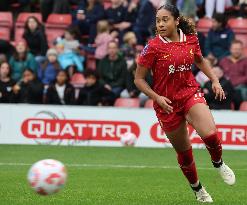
156, 93, 207, 132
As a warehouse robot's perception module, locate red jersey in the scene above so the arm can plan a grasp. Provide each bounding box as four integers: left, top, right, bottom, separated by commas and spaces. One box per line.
137, 29, 202, 112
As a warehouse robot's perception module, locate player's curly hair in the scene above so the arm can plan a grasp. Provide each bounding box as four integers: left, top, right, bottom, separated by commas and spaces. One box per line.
157, 4, 196, 35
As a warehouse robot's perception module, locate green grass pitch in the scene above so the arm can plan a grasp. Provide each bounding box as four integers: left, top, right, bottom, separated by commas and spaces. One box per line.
0, 145, 246, 205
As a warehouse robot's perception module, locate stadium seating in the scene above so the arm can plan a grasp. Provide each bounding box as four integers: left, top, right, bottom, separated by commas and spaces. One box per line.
45, 14, 72, 47
15, 12, 42, 41
239, 101, 247, 111
0, 27, 11, 41
86, 54, 97, 70
196, 18, 213, 35
235, 34, 247, 47
114, 98, 140, 108
244, 47, 247, 56
0, 12, 13, 29
144, 99, 153, 108
228, 18, 247, 34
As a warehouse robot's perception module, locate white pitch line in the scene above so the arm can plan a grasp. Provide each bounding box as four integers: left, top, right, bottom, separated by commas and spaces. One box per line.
0, 162, 246, 171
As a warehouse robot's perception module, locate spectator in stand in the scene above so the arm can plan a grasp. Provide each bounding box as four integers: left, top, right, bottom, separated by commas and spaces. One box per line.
23, 16, 48, 63
9, 40, 38, 82
77, 70, 115, 106
203, 66, 234, 110
40, 0, 71, 22
55, 41, 85, 73
177, 0, 197, 17
46, 70, 75, 105
73, 0, 105, 43
121, 61, 152, 106
239, 0, 247, 17
97, 40, 127, 97
0, 40, 15, 60
205, 0, 233, 18
133, 0, 162, 45
94, 20, 117, 60
38, 48, 61, 88
12, 69, 43, 104
205, 13, 234, 61
219, 40, 247, 104
0, 62, 16, 103
61, 26, 81, 53
120, 31, 137, 69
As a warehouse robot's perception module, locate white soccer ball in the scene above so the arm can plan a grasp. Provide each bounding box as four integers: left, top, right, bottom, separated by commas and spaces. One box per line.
27, 159, 67, 195
120, 132, 137, 146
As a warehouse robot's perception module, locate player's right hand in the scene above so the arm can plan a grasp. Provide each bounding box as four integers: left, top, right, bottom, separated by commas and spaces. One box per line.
155, 96, 173, 114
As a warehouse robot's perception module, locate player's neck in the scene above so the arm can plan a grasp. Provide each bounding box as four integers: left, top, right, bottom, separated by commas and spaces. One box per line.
168, 30, 180, 42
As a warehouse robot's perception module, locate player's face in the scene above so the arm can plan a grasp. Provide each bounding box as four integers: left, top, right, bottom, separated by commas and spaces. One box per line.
156, 9, 179, 38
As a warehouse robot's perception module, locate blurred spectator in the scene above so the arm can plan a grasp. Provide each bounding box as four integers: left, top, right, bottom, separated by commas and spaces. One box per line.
23, 16, 48, 62
95, 20, 116, 60
12, 69, 43, 104
9, 40, 38, 81
239, 0, 247, 17
219, 40, 247, 102
73, 0, 105, 43
77, 70, 115, 106
203, 66, 234, 110
46, 70, 75, 105
0, 40, 15, 60
62, 26, 81, 53
177, 0, 197, 17
133, 0, 161, 45
40, 0, 70, 22
97, 41, 127, 97
120, 32, 137, 69
205, 0, 233, 18
120, 61, 152, 106
56, 41, 85, 72
205, 13, 234, 61
38, 48, 61, 86
0, 62, 16, 103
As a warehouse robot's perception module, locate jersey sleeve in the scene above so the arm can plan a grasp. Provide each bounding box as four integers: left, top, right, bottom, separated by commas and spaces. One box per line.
194, 35, 203, 58
137, 43, 156, 69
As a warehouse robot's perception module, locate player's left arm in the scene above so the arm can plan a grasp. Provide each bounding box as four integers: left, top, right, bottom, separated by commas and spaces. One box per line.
194, 56, 226, 101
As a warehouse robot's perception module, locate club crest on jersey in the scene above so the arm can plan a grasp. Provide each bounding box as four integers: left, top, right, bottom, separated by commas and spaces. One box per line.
168, 64, 192, 74
190, 48, 194, 55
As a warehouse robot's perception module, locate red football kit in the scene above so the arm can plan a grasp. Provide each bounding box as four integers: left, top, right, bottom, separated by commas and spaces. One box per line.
137, 29, 206, 132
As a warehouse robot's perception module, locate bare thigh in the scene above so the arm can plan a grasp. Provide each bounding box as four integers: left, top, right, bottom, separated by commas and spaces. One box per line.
165, 120, 191, 152
185, 103, 217, 139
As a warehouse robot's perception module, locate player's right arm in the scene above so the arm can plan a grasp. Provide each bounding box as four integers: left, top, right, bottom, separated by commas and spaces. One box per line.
134, 64, 173, 114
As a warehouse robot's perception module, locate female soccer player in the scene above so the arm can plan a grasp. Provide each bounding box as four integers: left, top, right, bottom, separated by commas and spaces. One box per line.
135, 4, 235, 203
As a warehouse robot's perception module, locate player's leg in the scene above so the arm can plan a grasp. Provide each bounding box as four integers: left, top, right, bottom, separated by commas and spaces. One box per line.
164, 120, 213, 203
185, 103, 235, 185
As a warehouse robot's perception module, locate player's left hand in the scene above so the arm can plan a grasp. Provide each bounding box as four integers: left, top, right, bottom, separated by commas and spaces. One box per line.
212, 81, 226, 101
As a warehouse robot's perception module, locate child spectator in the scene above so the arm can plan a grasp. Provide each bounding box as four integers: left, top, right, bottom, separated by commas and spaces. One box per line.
62, 26, 81, 53
95, 20, 116, 60
46, 70, 75, 105
120, 31, 137, 69
9, 40, 38, 81
38, 48, 61, 87
56, 41, 85, 72
23, 16, 48, 62
12, 69, 43, 104
77, 70, 115, 106
203, 66, 234, 110
205, 13, 234, 61
0, 62, 16, 103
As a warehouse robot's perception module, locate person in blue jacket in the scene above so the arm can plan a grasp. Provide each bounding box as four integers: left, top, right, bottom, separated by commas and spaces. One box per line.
205, 13, 235, 61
